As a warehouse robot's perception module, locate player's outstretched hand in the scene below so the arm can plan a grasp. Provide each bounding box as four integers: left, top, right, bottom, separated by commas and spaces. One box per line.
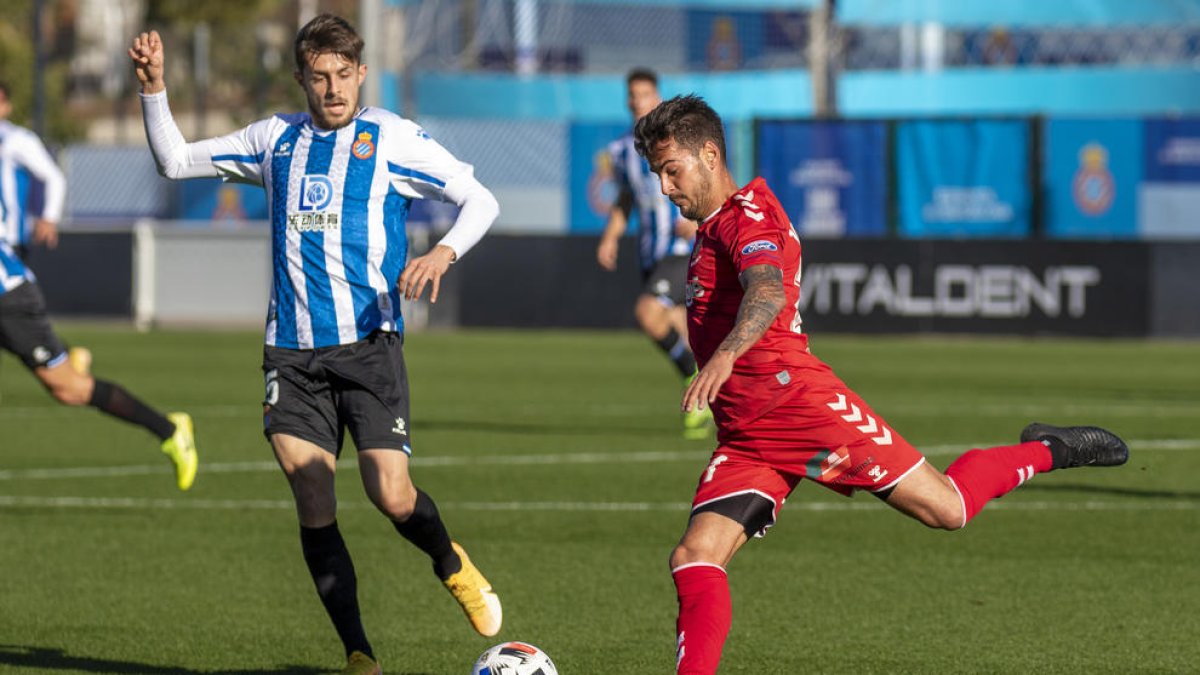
399, 244, 457, 303
129, 30, 166, 94
682, 352, 734, 412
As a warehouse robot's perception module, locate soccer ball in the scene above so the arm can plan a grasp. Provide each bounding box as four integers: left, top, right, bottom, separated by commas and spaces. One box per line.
471, 641, 558, 675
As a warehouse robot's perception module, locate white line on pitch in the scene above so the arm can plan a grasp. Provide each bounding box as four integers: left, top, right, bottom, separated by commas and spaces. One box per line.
0, 495, 1194, 513
2, 399, 1198, 419
0, 439, 1195, 482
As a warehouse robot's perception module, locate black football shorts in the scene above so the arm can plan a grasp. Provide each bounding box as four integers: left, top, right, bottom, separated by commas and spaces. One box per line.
641, 253, 690, 307
261, 330, 412, 456
0, 281, 68, 370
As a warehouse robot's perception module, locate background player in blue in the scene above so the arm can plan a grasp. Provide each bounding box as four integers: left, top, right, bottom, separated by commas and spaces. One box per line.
596, 69, 711, 439
132, 15, 501, 675
0, 83, 197, 492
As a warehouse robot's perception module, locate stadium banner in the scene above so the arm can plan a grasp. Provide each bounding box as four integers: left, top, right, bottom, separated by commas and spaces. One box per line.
1042, 118, 1142, 239
568, 121, 632, 234
1139, 118, 1200, 239
793, 239, 1149, 336
756, 119, 888, 238
896, 119, 1032, 238
176, 179, 269, 222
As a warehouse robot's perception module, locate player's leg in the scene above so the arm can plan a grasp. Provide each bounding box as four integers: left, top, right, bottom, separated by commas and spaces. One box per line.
671, 512, 747, 675
272, 433, 375, 668
886, 424, 1128, 529
1, 282, 196, 488
336, 331, 501, 637
673, 452, 792, 675
635, 293, 694, 375
636, 256, 697, 379
358, 448, 502, 637
265, 347, 376, 670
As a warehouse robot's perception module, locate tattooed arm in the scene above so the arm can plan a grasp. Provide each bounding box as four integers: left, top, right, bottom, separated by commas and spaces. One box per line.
682, 264, 786, 412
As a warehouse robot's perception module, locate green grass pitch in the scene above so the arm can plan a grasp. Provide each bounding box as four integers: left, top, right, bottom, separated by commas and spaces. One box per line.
1, 326, 1197, 674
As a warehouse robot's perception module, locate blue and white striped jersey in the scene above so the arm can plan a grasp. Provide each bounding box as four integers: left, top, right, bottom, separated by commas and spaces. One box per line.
0, 120, 66, 250
143, 94, 494, 350
608, 132, 691, 272
0, 239, 33, 295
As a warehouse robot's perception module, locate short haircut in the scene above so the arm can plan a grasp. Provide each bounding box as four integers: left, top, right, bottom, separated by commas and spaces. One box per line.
626, 68, 658, 89
633, 94, 726, 161
294, 13, 364, 71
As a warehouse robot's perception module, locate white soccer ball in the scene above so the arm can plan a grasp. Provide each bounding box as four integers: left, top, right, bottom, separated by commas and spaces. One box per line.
471, 641, 558, 675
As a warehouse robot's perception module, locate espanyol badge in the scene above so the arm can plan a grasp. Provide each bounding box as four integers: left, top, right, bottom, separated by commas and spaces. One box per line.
1072, 143, 1115, 216
352, 131, 375, 160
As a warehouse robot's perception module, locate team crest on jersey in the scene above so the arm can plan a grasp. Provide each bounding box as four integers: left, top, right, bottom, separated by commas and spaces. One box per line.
352, 131, 376, 159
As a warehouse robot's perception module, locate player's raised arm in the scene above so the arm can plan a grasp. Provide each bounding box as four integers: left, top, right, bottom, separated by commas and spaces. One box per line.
129, 30, 165, 95
130, 30, 268, 184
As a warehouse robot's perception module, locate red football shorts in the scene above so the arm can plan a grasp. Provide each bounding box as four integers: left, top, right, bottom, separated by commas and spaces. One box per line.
691, 366, 926, 533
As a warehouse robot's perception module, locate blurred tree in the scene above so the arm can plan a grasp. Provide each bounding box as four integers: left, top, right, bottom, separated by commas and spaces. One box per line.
0, 0, 84, 144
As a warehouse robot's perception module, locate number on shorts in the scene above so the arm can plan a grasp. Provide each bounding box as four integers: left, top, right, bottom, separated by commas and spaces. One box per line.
264, 368, 280, 406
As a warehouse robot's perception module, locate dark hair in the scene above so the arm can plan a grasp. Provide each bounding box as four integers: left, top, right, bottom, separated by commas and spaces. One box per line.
633, 94, 726, 161
626, 68, 658, 89
294, 13, 364, 71
0, 81, 9, 99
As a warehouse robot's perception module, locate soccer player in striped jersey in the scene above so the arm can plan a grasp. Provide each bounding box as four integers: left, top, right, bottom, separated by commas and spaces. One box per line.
596, 69, 711, 440
0, 81, 65, 260
635, 96, 1130, 675
0, 83, 197, 492
132, 15, 500, 675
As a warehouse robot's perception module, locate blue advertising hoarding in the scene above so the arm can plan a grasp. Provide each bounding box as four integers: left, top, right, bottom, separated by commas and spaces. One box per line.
757, 120, 888, 237
177, 179, 268, 223
1042, 119, 1141, 239
568, 122, 630, 234
896, 119, 1031, 238
1140, 118, 1200, 239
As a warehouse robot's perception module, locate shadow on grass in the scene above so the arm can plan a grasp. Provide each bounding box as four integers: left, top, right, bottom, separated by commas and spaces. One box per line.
0, 645, 326, 674
1022, 483, 1200, 500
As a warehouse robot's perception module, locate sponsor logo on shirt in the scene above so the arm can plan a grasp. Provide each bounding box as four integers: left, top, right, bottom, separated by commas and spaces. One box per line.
274, 141, 292, 157
352, 131, 376, 160
286, 212, 340, 232
740, 240, 778, 256
299, 175, 334, 211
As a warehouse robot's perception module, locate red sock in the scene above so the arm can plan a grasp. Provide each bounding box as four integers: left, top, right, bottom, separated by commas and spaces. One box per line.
673, 563, 731, 675
945, 441, 1053, 527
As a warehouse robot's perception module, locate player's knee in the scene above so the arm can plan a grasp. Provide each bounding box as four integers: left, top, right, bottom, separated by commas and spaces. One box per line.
918, 501, 966, 531
670, 542, 708, 570
372, 489, 418, 522
634, 296, 666, 331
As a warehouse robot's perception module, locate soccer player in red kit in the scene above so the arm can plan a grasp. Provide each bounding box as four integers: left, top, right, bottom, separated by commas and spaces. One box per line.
633, 95, 1131, 675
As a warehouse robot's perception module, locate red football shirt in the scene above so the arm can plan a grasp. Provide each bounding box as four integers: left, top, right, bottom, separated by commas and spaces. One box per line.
685, 177, 810, 373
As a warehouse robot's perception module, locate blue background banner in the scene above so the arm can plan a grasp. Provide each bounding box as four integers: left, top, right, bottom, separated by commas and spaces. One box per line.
568, 122, 629, 234
896, 119, 1031, 238
1143, 118, 1200, 183
1042, 118, 1142, 239
757, 120, 888, 237
177, 180, 268, 223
